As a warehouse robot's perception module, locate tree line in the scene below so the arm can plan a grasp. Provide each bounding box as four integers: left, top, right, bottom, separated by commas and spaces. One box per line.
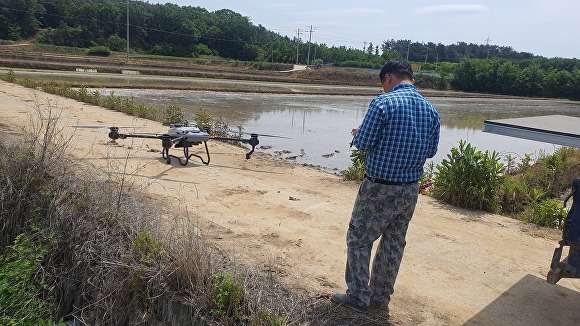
3, 0, 577, 64
1, 0, 580, 100
451, 58, 580, 100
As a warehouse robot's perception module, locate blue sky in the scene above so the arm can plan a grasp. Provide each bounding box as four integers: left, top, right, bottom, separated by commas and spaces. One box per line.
149, 1, 579, 59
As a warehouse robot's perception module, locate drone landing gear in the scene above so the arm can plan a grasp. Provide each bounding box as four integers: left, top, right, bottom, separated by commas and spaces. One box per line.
162, 141, 211, 166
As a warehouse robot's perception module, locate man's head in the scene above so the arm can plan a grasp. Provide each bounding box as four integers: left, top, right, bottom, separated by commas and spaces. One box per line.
379, 60, 414, 92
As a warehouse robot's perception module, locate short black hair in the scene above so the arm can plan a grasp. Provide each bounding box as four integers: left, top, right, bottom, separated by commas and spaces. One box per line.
379, 60, 413, 83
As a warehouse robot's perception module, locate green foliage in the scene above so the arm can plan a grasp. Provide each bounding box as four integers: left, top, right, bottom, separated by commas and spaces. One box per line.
251, 61, 293, 71
163, 102, 184, 126
499, 178, 531, 215
193, 107, 212, 128
34, 43, 87, 55
527, 198, 567, 228
452, 58, 580, 100
212, 271, 245, 320
0, 69, 16, 83
4, 0, 573, 70
249, 310, 286, 326
342, 149, 366, 181
414, 74, 450, 90
193, 107, 230, 135
498, 147, 580, 228
0, 233, 54, 324
429, 145, 580, 229
192, 43, 217, 57
133, 229, 163, 264
432, 140, 505, 212
87, 45, 111, 56
107, 34, 126, 52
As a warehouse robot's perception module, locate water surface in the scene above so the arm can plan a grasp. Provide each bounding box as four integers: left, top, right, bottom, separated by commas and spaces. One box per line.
94, 88, 580, 172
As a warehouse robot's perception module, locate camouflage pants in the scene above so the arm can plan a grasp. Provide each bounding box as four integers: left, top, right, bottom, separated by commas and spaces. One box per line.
345, 178, 419, 306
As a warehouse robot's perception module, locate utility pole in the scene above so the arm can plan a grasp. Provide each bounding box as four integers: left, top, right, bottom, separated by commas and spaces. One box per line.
295, 29, 302, 65
306, 25, 315, 66
126, 0, 129, 62
313, 45, 317, 63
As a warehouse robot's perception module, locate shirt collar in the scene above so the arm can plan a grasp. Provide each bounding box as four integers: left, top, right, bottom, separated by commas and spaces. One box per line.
392, 83, 416, 92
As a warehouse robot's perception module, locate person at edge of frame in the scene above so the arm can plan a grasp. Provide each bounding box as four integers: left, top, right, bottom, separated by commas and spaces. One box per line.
331, 59, 441, 316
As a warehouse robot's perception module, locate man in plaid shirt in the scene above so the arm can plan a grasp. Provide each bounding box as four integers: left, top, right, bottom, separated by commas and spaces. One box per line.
332, 60, 440, 315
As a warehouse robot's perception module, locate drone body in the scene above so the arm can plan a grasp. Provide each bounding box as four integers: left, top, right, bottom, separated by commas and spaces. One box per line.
106, 123, 265, 166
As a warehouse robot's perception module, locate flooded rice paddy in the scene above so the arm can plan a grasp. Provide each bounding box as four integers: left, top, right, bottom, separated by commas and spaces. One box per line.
94, 88, 580, 173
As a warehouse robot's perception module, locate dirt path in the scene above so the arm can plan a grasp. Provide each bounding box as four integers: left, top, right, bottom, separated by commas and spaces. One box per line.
1, 80, 579, 325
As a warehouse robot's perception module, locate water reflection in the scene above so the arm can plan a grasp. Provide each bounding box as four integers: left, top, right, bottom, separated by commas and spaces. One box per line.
94, 88, 580, 172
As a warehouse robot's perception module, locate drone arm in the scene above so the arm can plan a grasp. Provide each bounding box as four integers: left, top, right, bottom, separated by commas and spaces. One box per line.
213, 134, 259, 159
108, 127, 161, 141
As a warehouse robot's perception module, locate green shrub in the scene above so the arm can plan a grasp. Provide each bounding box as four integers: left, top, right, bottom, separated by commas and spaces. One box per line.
432, 140, 505, 212
342, 149, 366, 181
163, 102, 184, 126
193, 107, 230, 135
87, 46, 111, 56
132, 229, 163, 264
107, 34, 126, 52
249, 310, 286, 326
1, 69, 16, 83
192, 43, 216, 57
0, 233, 54, 324
212, 271, 245, 320
500, 178, 530, 214
527, 198, 567, 228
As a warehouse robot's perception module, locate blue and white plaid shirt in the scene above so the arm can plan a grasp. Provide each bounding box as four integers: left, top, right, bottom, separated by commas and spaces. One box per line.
353, 83, 440, 183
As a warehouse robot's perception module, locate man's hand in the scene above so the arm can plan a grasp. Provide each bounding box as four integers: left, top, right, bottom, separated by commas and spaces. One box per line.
351, 128, 358, 136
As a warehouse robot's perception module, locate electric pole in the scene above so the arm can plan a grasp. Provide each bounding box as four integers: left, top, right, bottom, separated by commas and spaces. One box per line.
295, 29, 302, 65
485, 36, 492, 59
306, 25, 315, 66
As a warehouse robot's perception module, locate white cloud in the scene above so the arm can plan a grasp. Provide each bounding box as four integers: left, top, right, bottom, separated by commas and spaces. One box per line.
415, 4, 488, 15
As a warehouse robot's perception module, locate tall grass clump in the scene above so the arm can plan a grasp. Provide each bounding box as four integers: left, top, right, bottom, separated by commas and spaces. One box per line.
432, 140, 505, 213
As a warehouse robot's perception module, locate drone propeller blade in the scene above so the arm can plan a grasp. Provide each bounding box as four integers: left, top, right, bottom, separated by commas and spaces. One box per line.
217, 128, 291, 139
69, 125, 109, 129
69, 125, 146, 129
256, 133, 292, 139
